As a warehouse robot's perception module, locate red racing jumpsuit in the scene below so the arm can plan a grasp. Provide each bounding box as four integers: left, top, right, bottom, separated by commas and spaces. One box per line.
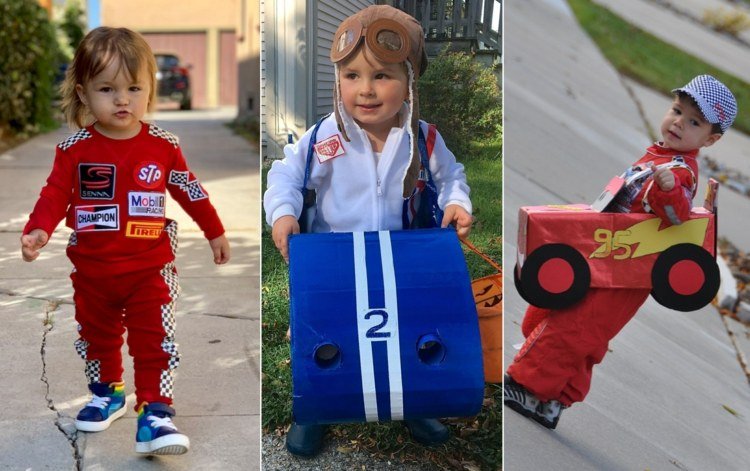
507, 144, 699, 406
24, 122, 224, 407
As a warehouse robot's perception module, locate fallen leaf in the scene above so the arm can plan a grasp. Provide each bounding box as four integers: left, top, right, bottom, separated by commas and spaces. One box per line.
722, 404, 741, 417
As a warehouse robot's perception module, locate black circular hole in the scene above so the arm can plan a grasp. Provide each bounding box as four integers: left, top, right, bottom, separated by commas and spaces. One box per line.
417, 335, 445, 365
313, 343, 341, 369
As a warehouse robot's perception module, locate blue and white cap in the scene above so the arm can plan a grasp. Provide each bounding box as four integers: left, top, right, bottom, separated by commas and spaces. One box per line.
672, 75, 737, 133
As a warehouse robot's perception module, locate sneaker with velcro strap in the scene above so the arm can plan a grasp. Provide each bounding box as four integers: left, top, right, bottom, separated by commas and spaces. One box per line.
75, 381, 127, 432
135, 402, 190, 455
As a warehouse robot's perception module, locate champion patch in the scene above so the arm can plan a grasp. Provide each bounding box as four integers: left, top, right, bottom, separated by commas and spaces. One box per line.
314, 135, 346, 163
79, 164, 115, 199
125, 220, 164, 239
75, 205, 119, 232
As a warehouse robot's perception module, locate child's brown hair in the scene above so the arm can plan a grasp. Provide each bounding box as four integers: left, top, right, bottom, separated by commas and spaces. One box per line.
61, 27, 157, 128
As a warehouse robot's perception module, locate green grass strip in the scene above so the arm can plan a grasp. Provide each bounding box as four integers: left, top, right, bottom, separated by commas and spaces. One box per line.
568, 0, 750, 135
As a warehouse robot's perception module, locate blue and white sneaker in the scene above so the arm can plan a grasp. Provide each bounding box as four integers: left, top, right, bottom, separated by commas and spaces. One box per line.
75, 382, 127, 432
135, 402, 190, 455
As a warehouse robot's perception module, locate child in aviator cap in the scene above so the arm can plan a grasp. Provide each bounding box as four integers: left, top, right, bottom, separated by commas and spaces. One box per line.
504, 75, 737, 429
264, 4, 473, 457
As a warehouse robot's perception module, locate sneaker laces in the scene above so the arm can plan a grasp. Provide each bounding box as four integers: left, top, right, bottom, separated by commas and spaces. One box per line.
85, 395, 111, 409
148, 415, 178, 431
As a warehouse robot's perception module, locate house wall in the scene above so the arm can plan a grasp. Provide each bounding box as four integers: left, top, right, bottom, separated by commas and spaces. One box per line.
100, 0, 239, 109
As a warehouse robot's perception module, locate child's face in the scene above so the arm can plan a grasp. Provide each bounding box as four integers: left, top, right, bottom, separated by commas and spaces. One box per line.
76, 59, 151, 139
660, 96, 721, 152
338, 48, 409, 135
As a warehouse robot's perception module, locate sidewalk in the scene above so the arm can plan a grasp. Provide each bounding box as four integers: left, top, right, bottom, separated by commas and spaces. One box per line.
504, 0, 750, 469
0, 108, 260, 469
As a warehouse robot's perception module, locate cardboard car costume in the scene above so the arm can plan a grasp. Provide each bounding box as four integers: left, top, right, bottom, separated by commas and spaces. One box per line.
288, 228, 484, 425
515, 179, 720, 312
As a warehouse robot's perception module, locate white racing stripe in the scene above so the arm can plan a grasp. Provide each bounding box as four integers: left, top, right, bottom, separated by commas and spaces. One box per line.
379, 231, 404, 420
353, 232, 378, 421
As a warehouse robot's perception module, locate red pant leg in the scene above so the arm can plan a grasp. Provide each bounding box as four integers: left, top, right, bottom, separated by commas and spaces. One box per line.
521, 305, 551, 338
123, 262, 181, 407
71, 271, 126, 384
507, 288, 650, 405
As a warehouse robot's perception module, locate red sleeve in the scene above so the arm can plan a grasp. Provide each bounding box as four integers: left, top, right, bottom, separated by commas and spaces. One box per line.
166, 146, 225, 240
644, 169, 694, 225
24, 146, 75, 237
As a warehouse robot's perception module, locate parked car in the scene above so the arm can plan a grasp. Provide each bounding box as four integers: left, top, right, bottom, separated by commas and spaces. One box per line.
154, 53, 192, 110
514, 179, 720, 312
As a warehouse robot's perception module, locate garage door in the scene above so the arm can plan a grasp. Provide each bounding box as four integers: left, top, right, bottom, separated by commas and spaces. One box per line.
143, 32, 208, 109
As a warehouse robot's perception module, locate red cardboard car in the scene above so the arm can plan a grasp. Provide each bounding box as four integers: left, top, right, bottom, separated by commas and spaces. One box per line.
514, 179, 719, 312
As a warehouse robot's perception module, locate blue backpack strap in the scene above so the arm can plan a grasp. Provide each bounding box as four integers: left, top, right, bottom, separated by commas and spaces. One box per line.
402, 123, 439, 229
302, 114, 329, 197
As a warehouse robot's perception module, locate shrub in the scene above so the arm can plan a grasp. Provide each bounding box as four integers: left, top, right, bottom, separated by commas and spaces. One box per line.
0, 0, 59, 136
703, 7, 750, 36
418, 48, 502, 155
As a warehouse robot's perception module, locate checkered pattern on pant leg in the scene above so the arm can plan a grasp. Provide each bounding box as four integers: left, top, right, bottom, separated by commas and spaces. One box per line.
84, 360, 101, 383
67, 232, 77, 247
159, 369, 175, 398
164, 221, 179, 256
157, 262, 181, 399
74, 337, 89, 360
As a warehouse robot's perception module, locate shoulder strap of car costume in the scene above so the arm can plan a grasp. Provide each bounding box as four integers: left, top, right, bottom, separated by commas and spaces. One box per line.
402, 123, 442, 229
302, 114, 329, 196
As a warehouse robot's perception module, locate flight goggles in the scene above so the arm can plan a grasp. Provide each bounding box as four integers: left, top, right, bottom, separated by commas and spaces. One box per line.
330, 17, 412, 65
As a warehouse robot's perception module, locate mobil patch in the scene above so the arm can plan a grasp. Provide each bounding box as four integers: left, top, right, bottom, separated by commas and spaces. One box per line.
75, 205, 119, 232
314, 135, 346, 163
128, 191, 166, 217
79, 164, 115, 199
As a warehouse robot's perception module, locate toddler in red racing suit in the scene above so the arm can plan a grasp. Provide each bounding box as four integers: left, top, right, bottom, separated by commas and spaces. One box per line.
504, 75, 737, 429
20, 27, 230, 455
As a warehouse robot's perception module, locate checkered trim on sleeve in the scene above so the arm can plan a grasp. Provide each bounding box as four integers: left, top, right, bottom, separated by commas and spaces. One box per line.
58, 129, 93, 151
168, 170, 208, 201
148, 124, 180, 147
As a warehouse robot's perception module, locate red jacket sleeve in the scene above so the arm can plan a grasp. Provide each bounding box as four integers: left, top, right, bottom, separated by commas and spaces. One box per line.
24, 147, 75, 237
165, 146, 225, 240
644, 168, 694, 225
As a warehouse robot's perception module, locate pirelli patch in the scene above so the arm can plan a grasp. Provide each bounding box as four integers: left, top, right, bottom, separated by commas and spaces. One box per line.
125, 220, 164, 239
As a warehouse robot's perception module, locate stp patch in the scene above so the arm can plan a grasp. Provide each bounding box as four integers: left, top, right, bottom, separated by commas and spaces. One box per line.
134, 162, 165, 189
314, 135, 346, 163
75, 205, 119, 232
79, 164, 115, 199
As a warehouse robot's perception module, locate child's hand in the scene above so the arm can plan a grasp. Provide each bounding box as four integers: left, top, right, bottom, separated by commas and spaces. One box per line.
442, 204, 473, 239
649, 163, 676, 191
20, 229, 49, 262
209, 234, 231, 264
272, 215, 300, 263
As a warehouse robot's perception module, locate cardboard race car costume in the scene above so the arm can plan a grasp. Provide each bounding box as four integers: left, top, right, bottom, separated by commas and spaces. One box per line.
514, 176, 720, 313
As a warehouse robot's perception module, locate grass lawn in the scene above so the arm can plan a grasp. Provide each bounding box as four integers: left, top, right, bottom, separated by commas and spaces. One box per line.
568, 0, 750, 135
261, 135, 502, 470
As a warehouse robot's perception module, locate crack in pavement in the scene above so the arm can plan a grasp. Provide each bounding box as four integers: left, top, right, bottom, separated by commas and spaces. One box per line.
1, 288, 74, 305
40, 300, 83, 470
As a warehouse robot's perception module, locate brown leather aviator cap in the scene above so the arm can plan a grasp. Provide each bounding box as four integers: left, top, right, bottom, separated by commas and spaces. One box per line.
330, 5, 428, 77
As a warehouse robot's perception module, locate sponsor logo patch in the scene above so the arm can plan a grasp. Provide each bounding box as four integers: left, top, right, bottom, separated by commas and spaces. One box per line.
125, 220, 164, 239
128, 191, 166, 217
133, 162, 165, 189
168, 170, 208, 201
314, 135, 346, 163
75, 205, 119, 232
79, 164, 115, 199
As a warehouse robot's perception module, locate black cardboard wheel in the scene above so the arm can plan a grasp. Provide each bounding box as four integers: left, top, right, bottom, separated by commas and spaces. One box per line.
651, 243, 719, 312
519, 244, 590, 309
514, 263, 534, 305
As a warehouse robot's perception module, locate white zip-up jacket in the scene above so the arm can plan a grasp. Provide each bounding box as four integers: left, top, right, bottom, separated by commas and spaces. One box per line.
264, 107, 472, 233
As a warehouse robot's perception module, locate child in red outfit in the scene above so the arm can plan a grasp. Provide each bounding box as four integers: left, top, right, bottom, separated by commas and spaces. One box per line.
504, 75, 737, 429
21, 27, 230, 455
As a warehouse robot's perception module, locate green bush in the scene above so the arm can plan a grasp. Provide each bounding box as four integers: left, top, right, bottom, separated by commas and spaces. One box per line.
0, 0, 59, 136
418, 48, 502, 155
